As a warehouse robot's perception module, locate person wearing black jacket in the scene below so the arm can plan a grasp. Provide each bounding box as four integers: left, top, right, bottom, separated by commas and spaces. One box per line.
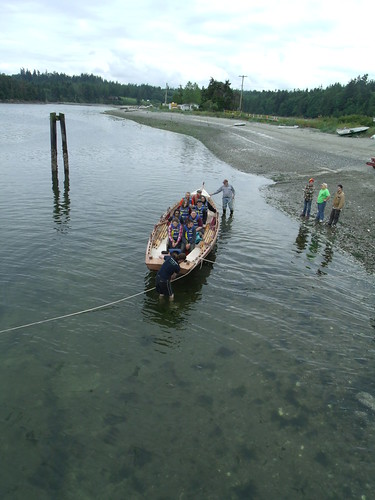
156, 252, 186, 300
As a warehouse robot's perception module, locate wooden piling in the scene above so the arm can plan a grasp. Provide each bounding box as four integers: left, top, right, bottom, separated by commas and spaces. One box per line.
50, 113, 58, 172
59, 113, 69, 174
50, 111, 69, 180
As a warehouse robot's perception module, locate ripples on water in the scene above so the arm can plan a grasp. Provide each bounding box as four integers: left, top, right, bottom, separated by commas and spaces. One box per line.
0, 104, 374, 499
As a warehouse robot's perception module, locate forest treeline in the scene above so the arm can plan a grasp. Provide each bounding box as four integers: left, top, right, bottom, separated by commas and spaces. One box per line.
0, 69, 167, 105
0, 69, 374, 119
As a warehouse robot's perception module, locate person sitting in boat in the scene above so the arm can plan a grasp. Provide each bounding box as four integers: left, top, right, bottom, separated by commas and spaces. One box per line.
189, 210, 203, 231
193, 199, 207, 225
181, 218, 196, 254
178, 191, 192, 208
168, 208, 184, 224
167, 217, 183, 251
189, 210, 204, 243
200, 195, 217, 214
191, 189, 203, 206
179, 199, 191, 222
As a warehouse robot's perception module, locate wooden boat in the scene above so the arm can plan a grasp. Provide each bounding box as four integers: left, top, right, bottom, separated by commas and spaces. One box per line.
145, 187, 220, 275
336, 126, 369, 136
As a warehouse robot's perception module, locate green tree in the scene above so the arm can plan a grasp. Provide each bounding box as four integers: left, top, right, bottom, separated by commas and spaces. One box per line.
172, 85, 184, 104
201, 78, 234, 111
182, 81, 201, 105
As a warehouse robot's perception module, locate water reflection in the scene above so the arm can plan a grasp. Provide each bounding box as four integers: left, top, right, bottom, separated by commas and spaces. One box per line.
321, 239, 334, 268
52, 172, 71, 232
295, 224, 309, 252
219, 214, 233, 243
294, 223, 336, 273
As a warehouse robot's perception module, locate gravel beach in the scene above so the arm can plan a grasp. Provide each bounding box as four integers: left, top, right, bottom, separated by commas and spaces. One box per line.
107, 109, 375, 273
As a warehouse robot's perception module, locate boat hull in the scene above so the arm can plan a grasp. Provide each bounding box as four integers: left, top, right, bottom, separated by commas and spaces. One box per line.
336, 126, 369, 136
145, 189, 220, 275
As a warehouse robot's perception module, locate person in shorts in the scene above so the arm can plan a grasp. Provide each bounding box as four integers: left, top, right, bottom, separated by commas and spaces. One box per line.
156, 252, 186, 300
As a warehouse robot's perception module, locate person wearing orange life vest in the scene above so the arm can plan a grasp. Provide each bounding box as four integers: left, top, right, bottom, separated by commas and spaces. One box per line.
178, 192, 192, 207
191, 189, 203, 206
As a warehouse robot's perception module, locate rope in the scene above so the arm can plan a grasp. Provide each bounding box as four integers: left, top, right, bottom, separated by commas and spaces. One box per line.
0, 259, 202, 335
0, 286, 157, 335
1, 250, 370, 335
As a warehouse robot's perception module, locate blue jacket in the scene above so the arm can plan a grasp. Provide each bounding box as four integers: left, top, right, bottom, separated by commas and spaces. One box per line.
182, 225, 196, 244
157, 256, 180, 281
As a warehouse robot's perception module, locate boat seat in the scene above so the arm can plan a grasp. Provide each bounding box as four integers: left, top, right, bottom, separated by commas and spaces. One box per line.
186, 247, 201, 262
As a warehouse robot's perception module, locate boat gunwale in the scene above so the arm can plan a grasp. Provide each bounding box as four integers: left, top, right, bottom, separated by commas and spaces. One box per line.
145, 192, 220, 274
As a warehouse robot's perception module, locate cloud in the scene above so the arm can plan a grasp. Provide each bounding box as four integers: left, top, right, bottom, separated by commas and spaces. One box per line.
0, 0, 373, 91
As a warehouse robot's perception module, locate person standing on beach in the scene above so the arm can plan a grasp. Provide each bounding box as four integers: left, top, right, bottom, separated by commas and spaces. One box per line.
301, 177, 315, 219
315, 183, 330, 223
328, 184, 345, 227
210, 179, 235, 216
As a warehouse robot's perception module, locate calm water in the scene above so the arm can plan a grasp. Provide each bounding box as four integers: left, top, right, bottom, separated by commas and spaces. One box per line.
0, 103, 374, 499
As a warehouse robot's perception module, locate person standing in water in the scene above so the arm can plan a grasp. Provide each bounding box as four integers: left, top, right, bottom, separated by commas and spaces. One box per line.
156, 252, 186, 301
210, 179, 235, 217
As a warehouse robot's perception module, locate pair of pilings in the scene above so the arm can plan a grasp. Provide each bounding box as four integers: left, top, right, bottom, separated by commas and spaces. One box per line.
50, 112, 69, 176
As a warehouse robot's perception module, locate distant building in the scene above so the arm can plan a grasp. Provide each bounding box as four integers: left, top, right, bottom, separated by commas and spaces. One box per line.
168, 102, 199, 111
179, 103, 199, 111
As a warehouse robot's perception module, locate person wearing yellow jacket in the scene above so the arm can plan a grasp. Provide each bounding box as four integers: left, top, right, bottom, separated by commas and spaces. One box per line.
328, 184, 345, 226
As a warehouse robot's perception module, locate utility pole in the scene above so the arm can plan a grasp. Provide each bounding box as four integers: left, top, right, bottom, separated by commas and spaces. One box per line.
238, 75, 247, 114
164, 83, 168, 106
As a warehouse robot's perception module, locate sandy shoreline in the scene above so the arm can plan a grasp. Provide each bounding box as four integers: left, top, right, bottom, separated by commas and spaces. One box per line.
106, 109, 375, 273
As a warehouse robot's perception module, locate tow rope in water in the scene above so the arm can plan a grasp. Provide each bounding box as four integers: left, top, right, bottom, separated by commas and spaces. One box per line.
0, 288, 155, 335
0, 258, 215, 335
0, 254, 365, 335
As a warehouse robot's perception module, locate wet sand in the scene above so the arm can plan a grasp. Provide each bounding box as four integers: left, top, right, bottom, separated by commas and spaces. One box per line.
107, 109, 375, 273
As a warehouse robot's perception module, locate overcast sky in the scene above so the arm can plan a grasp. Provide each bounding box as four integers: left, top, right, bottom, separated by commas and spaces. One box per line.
1, 0, 372, 91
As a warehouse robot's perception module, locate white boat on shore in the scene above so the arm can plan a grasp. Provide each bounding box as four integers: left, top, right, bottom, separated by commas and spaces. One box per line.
336, 126, 369, 136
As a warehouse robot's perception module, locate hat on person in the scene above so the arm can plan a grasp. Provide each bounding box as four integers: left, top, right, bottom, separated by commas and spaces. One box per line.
308, 178, 314, 183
